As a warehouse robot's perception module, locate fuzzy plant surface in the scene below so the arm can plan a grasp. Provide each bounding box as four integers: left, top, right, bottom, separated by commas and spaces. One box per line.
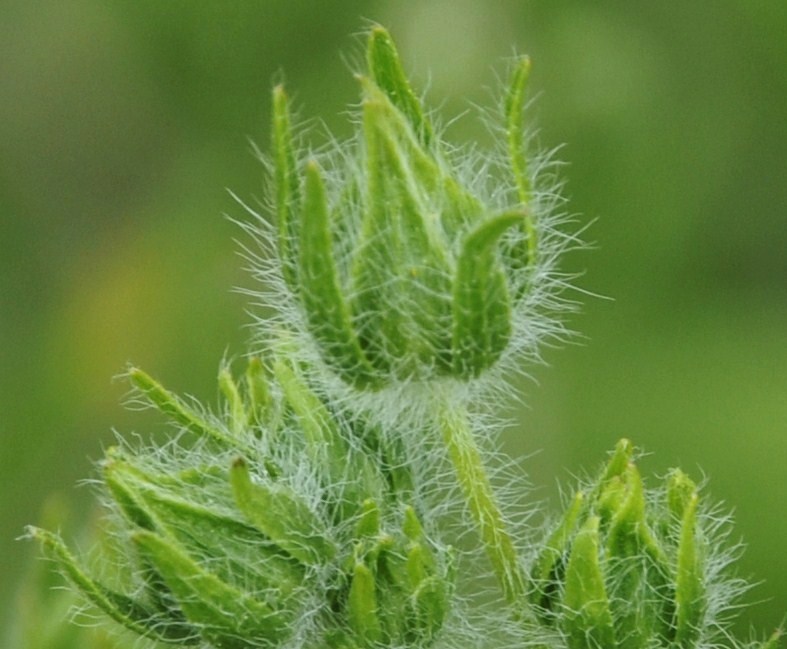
27, 25, 781, 649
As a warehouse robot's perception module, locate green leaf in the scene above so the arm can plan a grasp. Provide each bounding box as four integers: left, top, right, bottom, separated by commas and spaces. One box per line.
562, 515, 616, 649
28, 527, 198, 644
230, 457, 336, 565
452, 211, 524, 377
273, 85, 301, 289
367, 25, 434, 147
133, 530, 289, 649
298, 159, 380, 388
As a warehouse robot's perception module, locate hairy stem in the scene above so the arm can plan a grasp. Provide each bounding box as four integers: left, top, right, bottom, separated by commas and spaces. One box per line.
438, 404, 527, 607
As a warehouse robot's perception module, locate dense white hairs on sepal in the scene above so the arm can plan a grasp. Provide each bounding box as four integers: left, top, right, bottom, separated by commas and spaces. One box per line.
236, 43, 583, 432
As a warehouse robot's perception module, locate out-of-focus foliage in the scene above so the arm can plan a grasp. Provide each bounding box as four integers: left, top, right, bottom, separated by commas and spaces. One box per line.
2, 0, 785, 637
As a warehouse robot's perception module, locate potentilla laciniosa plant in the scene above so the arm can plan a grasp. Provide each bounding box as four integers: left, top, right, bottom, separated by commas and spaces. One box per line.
26, 24, 781, 649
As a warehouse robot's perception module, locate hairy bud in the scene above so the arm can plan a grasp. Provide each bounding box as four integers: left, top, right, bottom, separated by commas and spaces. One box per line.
259, 26, 570, 396
30, 359, 454, 649
527, 439, 778, 649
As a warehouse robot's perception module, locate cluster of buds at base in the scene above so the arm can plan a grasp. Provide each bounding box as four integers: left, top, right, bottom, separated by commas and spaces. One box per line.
268, 26, 557, 392
526, 439, 782, 649
29, 358, 453, 649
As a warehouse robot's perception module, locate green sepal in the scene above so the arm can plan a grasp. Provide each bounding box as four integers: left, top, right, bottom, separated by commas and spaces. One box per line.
604, 464, 667, 649
761, 628, 784, 649
347, 562, 383, 645
504, 55, 532, 207
219, 363, 247, 435
500, 55, 537, 287
402, 504, 425, 542
367, 25, 434, 147
273, 358, 380, 515
595, 474, 626, 527
530, 490, 584, 612
27, 527, 199, 644
355, 499, 382, 539
230, 457, 336, 565
411, 575, 448, 643
102, 453, 156, 532
674, 490, 705, 648
403, 507, 438, 582
606, 463, 663, 562
590, 438, 634, 517
128, 367, 239, 448
353, 94, 453, 375
104, 455, 304, 596
600, 438, 634, 484
133, 530, 289, 649
245, 356, 272, 424
452, 211, 524, 378
298, 159, 380, 389
666, 469, 697, 524
272, 84, 301, 290
406, 543, 429, 588
562, 515, 616, 649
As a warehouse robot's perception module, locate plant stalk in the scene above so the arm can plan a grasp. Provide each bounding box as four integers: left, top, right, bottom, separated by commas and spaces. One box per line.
438, 404, 527, 607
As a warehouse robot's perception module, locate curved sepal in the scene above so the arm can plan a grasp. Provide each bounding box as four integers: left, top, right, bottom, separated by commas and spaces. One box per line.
562, 515, 616, 649
27, 527, 199, 644
133, 530, 288, 648
128, 367, 237, 447
367, 25, 434, 147
273, 85, 301, 289
530, 490, 584, 613
452, 211, 525, 377
230, 457, 336, 565
298, 159, 380, 388
347, 562, 383, 646
674, 490, 704, 648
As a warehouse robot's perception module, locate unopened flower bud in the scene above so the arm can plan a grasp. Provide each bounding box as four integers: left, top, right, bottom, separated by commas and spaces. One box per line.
529, 439, 742, 649
31, 359, 454, 649
263, 26, 569, 394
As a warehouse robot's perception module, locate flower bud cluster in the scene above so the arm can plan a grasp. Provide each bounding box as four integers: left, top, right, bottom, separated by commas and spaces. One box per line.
30, 358, 453, 649
250, 25, 572, 406
526, 439, 781, 649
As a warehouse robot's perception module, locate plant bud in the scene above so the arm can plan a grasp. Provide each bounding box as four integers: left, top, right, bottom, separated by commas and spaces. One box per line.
528, 439, 764, 649
266, 26, 568, 393
31, 359, 454, 649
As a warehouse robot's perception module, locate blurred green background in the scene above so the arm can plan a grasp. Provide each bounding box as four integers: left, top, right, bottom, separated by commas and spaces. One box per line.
1, 0, 785, 637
